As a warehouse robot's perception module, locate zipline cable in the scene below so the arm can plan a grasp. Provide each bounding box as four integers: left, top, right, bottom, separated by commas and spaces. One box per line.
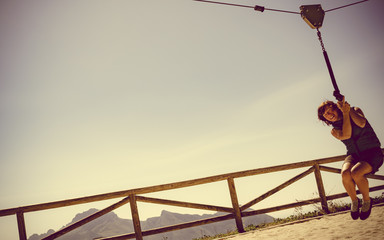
194, 0, 369, 14
193, 0, 253, 10
193, 0, 300, 14
325, 0, 369, 13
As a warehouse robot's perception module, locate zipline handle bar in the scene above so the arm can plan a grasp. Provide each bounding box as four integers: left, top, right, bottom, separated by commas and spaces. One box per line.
323, 49, 344, 101
317, 29, 344, 101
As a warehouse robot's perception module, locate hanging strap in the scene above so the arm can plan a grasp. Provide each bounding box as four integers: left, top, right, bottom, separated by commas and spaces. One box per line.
317, 29, 344, 101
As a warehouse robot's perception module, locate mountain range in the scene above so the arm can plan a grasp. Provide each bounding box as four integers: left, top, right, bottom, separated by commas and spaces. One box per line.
29, 208, 274, 240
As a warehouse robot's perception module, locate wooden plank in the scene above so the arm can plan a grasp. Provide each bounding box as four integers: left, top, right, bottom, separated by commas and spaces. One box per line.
242, 198, 321, 217
95, 213, 235, 240
365, 174, 384, 181
327, 185, 384, 201
129, 194, 143, 240
0, 193, 130, 217
320, 165, 384, 181
319, 165, 340, 174
314, 163, 329, 213
136, 196, 233, 213
142, 214, 233, 237
241, 167, 315, 211
42, 197, 130, 240
16, 211, 27, 240
227, 178, 244, 233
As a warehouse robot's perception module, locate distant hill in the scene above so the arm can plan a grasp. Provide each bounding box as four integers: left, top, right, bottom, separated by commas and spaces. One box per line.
29, 208, 274, 240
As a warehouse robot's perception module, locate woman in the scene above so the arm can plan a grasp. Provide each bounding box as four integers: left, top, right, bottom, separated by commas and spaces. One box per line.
318, 97, 383, 220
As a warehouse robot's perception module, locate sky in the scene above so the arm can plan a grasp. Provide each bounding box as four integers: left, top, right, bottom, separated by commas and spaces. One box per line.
1, 0, 384, 239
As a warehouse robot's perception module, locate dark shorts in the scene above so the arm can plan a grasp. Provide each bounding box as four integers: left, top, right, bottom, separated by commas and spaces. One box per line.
344, 148, 384, 173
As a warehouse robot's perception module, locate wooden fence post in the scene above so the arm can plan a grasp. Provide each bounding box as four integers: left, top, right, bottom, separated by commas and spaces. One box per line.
129, 194, 143, 240
16, 210, 27, 240
314, 163, 329, 213
227, 178, 244, 233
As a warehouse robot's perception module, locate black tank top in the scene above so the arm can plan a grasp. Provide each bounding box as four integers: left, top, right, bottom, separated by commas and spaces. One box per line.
332, 117, 381, 155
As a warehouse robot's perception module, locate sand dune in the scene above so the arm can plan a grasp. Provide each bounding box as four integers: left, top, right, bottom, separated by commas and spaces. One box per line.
223, 204, 384, 240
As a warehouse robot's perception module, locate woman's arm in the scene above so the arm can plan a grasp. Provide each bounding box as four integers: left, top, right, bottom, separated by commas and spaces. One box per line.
331, 98, 352, 140
350, 107, 366, 128
331, 118, 352, 140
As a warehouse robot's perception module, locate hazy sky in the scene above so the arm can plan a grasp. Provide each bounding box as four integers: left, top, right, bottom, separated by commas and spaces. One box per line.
1, 0, 384, 238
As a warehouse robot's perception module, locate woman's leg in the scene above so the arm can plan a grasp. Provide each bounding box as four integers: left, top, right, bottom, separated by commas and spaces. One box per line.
341, 162, 357, 201
351, 161, 374, 220
350, 161, 373, 201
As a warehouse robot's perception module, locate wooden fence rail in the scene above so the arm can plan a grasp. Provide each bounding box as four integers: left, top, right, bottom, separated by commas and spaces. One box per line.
1, 149, 383, 240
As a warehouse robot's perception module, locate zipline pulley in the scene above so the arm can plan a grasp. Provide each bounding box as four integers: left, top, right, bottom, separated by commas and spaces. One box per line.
300, 4, 344, 101
300, 5, 324, 29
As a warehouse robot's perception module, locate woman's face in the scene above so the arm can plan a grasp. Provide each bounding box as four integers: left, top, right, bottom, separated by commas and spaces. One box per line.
322, 105, 340, 122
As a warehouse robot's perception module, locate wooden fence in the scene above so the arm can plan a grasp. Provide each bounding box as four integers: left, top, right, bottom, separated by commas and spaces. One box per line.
1, 149, 384, 240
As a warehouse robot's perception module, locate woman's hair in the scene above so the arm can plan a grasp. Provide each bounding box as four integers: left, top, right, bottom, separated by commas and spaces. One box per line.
317, 100, 342, 126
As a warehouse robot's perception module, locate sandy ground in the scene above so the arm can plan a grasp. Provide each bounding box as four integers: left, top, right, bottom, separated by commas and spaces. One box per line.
223, 204, 384, 240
